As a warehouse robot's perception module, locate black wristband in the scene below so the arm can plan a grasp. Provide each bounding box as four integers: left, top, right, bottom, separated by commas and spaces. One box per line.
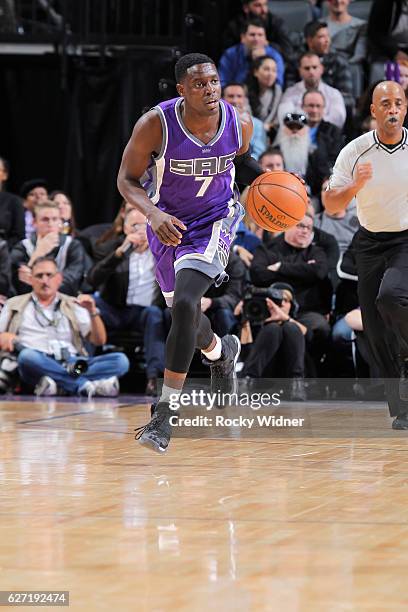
234, 150, 264, 186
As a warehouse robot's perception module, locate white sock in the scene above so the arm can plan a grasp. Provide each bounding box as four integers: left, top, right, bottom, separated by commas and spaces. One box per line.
160, 384, 182, 405
201, 334, 222, 361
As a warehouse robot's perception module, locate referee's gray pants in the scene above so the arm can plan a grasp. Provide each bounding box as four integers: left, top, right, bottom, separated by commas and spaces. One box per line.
355, 227, 408, 417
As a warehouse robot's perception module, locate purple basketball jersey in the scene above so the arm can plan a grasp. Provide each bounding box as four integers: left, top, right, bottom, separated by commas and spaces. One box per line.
142, 97, 242, 227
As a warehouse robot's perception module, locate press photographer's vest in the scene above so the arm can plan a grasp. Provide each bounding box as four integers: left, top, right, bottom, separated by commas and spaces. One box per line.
4, 292, 87, 355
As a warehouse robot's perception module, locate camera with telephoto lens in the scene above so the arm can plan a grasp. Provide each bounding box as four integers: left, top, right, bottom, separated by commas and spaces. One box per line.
65, 359, 88, 377
60, 348, 88, 377
243, 286, 284, 323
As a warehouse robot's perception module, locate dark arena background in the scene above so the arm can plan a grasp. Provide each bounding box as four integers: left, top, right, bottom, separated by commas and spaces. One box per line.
0, 0, 234, 227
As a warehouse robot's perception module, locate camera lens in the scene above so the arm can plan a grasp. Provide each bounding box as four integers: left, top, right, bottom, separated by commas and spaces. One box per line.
243, 297, 269, 323
66, 359, 88, 377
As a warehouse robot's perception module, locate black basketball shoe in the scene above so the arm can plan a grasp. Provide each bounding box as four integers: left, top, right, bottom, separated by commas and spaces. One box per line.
135, 401, 174, 453
202, 334, 241, 397
392, 413, 408, 430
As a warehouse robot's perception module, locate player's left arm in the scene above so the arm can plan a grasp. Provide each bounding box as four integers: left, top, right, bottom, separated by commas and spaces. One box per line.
233, 113, 265, 186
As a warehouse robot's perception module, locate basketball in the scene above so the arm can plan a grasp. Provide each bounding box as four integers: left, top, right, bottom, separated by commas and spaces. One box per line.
246, 171, 308, 232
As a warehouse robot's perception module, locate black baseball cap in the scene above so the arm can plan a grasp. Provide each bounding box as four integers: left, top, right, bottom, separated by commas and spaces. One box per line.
20, 178, 48, 199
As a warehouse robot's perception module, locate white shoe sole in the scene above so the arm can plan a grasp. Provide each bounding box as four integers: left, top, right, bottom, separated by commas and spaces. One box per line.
139, 434, 169, 453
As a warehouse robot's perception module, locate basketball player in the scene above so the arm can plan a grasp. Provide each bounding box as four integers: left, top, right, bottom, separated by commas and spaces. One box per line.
117, 54, 264, 451
325, 80, 408, 429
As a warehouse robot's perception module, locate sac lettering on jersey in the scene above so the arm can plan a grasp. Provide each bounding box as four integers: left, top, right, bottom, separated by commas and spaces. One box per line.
170, 153, 236, 176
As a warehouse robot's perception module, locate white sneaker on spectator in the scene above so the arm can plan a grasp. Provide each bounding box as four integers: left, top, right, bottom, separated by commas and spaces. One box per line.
35, 376, 58, 397
79, 377, 119, 399
79, 381, 96, 398
93, 376, 119, 397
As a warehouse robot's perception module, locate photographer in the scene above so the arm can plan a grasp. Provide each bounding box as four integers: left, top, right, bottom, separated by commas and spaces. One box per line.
251, 212, 331, 376
241, 285, 307, 400
0, 256, 129, 397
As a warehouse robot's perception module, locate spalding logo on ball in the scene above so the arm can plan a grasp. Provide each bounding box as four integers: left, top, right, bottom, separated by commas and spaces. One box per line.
246, 171, 308, 232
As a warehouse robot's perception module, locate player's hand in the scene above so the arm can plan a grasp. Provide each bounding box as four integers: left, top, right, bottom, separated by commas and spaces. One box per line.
354, 163, 373, 191
148, 209, 186, 246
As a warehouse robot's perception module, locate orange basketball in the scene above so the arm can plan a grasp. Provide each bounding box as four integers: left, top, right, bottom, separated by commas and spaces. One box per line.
246, 171, 308, 232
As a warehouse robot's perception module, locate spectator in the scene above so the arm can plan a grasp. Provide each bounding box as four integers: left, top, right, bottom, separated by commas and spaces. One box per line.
318, 178, 359, 255
96, 201, 133, 249
399, 59, 408, 92
303, 21, 354, 103
50, 190, 77, 236
246, 55, 282, 140
20, 178, 48, 240
250, 212, 332, 375
241, 285, 307, 400
302, 90, 344, 166
331, 238, 377, 383
279, 53, 346, 129
77, 201, 133, 264
368, 0, 408, 63
0, 256, 129, 397
326, 0, 368, 65
223, 83, 267, 160
224, 0, 293, 61
0, 157, 25, 250
306, 203, 340, 288
219, 18, 285, 89
233, 223, 262, 265
274, 112, 331, 195
201, 251, 245, 337
11, 201, 86, 296
308, 0, 323, 19
0, 239, 13, 305
86, 208, 167, 396
258, 147, 285, 171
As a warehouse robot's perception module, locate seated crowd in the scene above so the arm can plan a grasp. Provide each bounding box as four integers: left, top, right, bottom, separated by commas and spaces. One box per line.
0, 0, 407, 399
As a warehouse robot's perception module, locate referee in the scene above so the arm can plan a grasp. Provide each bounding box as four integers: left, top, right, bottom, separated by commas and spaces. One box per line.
325, 81, 408, 430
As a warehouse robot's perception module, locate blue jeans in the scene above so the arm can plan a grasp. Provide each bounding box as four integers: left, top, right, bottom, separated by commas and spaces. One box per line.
332, 317, 353, 343
18, 348, 129, 395
96, 297, 166, 378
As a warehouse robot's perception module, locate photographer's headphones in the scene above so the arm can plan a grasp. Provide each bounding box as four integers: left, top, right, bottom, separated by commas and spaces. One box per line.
270, 282, 300, 318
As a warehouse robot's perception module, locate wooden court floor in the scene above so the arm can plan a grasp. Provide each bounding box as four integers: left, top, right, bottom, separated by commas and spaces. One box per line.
1, 396, 408, 611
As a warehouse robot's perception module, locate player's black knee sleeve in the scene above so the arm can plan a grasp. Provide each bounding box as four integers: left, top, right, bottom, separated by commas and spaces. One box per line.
165, 269, 214, 373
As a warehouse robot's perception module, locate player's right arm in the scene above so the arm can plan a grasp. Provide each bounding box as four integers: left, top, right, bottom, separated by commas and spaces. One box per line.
324, 163, 373, 214
117, 110, 186, 246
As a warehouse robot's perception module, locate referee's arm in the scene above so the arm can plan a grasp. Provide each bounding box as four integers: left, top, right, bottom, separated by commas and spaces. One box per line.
324, 163, 372, 214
